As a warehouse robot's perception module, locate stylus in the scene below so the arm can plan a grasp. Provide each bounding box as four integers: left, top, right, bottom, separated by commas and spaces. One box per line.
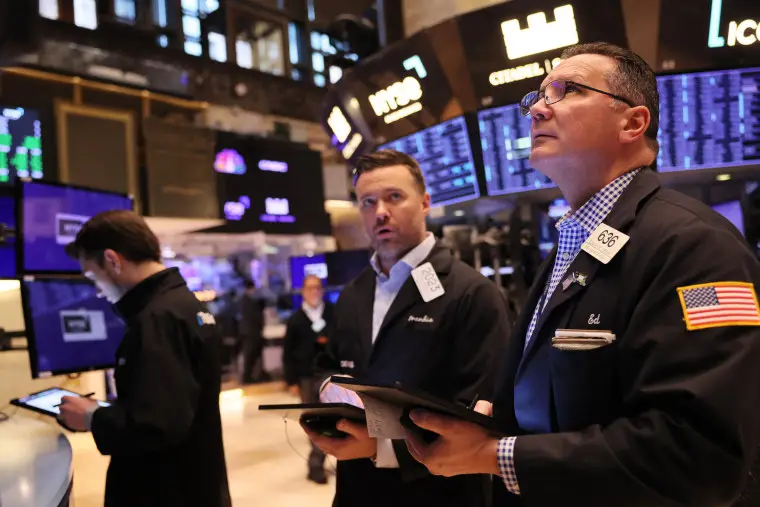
54, 392, 96, 407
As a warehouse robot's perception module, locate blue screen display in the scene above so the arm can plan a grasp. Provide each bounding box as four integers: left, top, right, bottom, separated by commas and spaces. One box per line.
24, 278, 125, 377
378, 116, 481, 207
289, 254, 327, 289
478, 104, 553, 195
0, 195, 16, 278
657, 67, 760, 172
22, 182, 133, 273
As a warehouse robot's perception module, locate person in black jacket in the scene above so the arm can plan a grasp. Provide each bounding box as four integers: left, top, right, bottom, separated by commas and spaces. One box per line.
304, 149, 512, 507
402, 43, 760, 507
58, 210, 231, 507
283, 273, 334, 484
239, 280, 267, 383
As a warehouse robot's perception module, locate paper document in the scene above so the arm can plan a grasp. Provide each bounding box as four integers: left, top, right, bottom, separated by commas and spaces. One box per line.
357, 394, 406, 439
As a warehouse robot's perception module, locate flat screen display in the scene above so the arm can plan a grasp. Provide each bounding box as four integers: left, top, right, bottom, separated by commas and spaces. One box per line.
0, 106, 43, 185
290, 254, 327, 289
478, 103, 554, 195
21, 181, 133, 273
658, 0, 760, 72
712, 200, 746, 235
23, 278, 126, 378
0, 194, 16, 278
378, 116, 481, 207
657, 67, 760, 172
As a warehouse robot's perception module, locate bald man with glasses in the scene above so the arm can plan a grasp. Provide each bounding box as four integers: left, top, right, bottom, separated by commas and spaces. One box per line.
402, 43, 760, 507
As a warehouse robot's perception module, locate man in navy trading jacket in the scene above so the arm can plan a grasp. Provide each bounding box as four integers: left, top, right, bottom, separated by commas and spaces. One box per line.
58, 210, 231, 507
305, 149, 511, 507
402, 42, 760, 507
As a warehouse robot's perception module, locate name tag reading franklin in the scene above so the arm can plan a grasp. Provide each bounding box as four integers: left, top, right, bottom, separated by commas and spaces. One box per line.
581, 223, 630, 264
411, 262, 445, 302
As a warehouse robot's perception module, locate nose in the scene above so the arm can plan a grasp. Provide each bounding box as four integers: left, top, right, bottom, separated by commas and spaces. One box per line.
375, 201, 390, 221
530, 97, 552, 122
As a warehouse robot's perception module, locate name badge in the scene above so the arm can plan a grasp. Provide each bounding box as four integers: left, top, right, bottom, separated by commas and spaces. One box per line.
411, 262, 445, 302
311, 319, 326, 333
581, 223, 629, 264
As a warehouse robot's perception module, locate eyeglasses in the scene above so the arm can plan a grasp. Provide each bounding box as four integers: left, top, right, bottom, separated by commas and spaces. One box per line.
519, 80, 636, 116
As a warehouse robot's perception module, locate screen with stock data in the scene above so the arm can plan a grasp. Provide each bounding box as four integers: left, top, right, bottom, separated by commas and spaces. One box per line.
478, 103, 553, 195
378, 116, 481, 207
0, 106, 43, 185
657, 67, 760, 172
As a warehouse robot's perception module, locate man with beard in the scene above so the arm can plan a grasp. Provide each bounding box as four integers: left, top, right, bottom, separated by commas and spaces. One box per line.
58, 210, 231, 507
306, 149, 512, 507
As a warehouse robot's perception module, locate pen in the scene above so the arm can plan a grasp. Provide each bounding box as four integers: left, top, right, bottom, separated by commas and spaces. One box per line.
467, 393, 479, 410
54, 392, 96, 408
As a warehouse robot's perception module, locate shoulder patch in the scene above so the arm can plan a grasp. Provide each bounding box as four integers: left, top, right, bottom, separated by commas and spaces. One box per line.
677, 282, 760, 331
197, 311, 216, 326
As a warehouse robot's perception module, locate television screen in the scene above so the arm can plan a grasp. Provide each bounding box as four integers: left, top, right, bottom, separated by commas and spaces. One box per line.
22, 277, 126, 378
478, 103, 554, 195
712, 200, 745, 235
378, 116, 482, 207
0, 106, 44, 185
0, 193, 16, 278
21, 181, 133, 274
657, 67, 760, 172
289, 254, 327, 289
325, 250, 371, 286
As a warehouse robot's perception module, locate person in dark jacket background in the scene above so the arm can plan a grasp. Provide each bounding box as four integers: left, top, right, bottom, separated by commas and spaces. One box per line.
283, 273, 335, 484
239, 280, 267, 383
59, 210, 231, 507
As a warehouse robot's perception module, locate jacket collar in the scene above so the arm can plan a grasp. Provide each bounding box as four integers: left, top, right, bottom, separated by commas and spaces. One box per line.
115, 267, 187, 320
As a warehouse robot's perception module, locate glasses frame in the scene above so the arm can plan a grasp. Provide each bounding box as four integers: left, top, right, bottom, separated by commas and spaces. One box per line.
520, 80, 636, 116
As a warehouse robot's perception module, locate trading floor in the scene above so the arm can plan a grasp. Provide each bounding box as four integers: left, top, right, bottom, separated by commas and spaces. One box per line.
68, 384, 336, 507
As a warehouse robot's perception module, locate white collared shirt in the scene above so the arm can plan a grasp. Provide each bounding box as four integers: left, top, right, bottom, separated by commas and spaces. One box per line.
302, 302, 325, 323
369, 232, 437, 468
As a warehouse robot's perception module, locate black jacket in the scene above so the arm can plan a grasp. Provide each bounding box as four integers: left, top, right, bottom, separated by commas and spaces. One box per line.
283, 302, 335, 386
91, 268, 231, 507
492, 169, 760, 507
315, 242, 511, 507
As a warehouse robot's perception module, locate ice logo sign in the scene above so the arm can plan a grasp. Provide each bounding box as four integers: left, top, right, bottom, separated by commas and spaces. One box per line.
60, 310, 108, 342
708, 0, 760, 48
500, 4, 579, 60
55, 213, 90, 245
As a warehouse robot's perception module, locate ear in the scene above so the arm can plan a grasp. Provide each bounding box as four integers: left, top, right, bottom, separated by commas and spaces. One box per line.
102, 249, 121, 274
422, 192, 431, 215
619, 105, 650, 145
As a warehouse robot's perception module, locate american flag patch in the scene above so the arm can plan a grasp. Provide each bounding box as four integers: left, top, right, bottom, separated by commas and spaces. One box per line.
678, 282, 760, 331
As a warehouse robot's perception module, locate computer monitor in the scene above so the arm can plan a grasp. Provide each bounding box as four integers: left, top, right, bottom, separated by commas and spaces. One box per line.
22, 276, 126, 378
289, 254, 327, 289
20, 181, 133, 274
0, 105, 44, 185
325, 250, 371, 286
0, 190, 16, 278
712, 200, 745, 236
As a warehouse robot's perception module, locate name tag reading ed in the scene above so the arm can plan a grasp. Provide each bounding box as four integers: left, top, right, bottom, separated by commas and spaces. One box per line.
411, 262, 445, 302
581, 223, 629, 264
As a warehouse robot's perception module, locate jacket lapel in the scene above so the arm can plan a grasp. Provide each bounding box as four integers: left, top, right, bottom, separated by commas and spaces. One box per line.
352, 269, 377, 364
517, 168, 662, 370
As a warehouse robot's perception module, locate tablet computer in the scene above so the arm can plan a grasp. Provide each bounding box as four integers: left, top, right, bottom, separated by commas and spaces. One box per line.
258, 402, 365, 422
10, 387, 111, 417
329, 377, 509, 436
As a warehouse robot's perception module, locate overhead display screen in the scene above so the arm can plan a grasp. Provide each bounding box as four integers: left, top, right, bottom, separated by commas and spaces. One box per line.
657, 66, 760, 172
478, 103, 554, 195
457, 0, 628, 108
209, 133, 331, 236
658, 0, 760, 72
378, 116, 481, 207
21, 181, 134, 274
0, 106, 44, 185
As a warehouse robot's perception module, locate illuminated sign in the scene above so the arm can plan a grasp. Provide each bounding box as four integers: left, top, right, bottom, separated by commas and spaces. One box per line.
258, 159, 288, 173
708, 0, 760, 48
55, 213, 89, 245
367, 55, 427, 124
2, 108, 24, 121
261, 197, 295, 223
214, 149, 247, 174
223, 196, 250, 221
327, 106, 352, 144
488, 4, 578, 87
342, 133, 363, 160
501, 5, 579, 60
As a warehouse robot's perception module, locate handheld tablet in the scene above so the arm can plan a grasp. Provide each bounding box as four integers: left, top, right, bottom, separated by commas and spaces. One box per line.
330, 377, 509, 436
258, 403, 366, 439
11, 387, 111, 417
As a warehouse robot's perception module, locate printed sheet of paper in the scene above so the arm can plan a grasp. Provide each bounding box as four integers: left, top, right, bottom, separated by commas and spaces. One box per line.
357, 394, 406, 439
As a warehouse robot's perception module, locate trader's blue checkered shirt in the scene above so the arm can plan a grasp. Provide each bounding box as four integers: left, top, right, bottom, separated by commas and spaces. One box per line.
498, 168, 641, 495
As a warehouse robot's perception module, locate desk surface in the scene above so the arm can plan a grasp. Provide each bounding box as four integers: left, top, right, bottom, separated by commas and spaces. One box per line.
0, 413, 73, 507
